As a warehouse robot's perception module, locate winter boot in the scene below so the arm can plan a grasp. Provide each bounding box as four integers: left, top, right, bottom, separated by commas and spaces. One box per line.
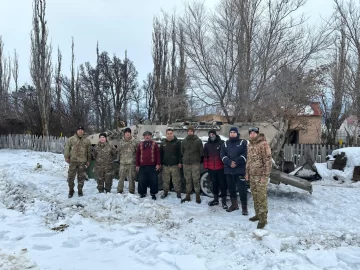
249, 216, 259, 222
221, 196, 228, 210
160, 191, 168, 199
208, 194, 219, 206
196, 193, 201, 204
257, 220, 267, 229
68, 188, 74, 198
241, 204, 248, 216
177, 192, 181, 199
181, 193, 191, 203
140, 194, 146, 198
151, 194, 157, 200
78, 190, 83, 197
98, 189, 104, 193
105, 189, 110, 193
226, 198, 239, 212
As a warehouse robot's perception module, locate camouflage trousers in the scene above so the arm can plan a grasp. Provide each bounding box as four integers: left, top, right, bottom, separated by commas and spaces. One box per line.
249, 175, 269, 222
162, 165, 181, 194
117, 164, 136, 193
67, 162, 87, 191
183, 164, 201, 194
95, 164, 113, 192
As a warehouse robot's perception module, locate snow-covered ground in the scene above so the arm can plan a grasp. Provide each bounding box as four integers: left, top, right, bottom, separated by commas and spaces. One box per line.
316, 147, 360, 184
1, 149, 360, 270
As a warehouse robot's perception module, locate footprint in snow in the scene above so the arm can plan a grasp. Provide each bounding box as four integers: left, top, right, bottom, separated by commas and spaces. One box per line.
61, 238, 80, 248
32, 244, 53, 251
31, 232, 57, 238
87, 237, 113, 244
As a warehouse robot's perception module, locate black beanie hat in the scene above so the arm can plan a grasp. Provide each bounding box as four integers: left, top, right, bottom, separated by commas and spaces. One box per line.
124, 127, 132, 134
208, 129, 217, 135
229, 126, 239, 135
99, 132, 107, 138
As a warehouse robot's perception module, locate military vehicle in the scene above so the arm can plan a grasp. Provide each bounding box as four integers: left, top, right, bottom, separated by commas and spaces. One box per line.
86, 120, 313, 196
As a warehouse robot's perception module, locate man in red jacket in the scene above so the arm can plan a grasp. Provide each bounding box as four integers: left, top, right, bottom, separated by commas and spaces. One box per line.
136, 131, 161, 199
204, 129, 228, 209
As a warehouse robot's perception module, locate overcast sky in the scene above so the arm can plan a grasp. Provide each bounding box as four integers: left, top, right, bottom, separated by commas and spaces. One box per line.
0, 0, 333, 87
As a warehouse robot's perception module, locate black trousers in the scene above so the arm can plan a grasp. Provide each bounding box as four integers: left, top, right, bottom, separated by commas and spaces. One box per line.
208, 169, 227, 198
138, 166, 158, 195
226, 174, 247, 204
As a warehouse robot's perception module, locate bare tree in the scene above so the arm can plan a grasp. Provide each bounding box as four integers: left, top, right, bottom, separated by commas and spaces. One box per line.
129, 86, 145, 124
143, 73, 156, 122
30, 0, 53, 137
55, 46, 62, 110
120, 51, 138, 126
12, 49, 19, 92
179, 0, 331, 123
176, 23, 188, 121
152, 17, 165, 124
12, 49, 19, 113
320, 26, 352, 144
180, 1, 238, 123
0, 36, 11, 113
334, 0, 360, 144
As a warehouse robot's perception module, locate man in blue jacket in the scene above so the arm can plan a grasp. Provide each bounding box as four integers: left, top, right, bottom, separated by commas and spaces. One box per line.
220, 127, 248, 214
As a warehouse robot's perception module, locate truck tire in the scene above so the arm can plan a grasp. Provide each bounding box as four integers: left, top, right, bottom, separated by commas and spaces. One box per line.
200, 171, 213, 197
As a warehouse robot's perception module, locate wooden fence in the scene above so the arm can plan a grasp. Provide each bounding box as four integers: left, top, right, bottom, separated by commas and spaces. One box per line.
0, 134, 67, 154
283, 143, 359, 167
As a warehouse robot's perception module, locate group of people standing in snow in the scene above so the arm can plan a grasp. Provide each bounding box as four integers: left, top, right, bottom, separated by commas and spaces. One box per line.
63, 125, 272, 229
204, 126, 272, 228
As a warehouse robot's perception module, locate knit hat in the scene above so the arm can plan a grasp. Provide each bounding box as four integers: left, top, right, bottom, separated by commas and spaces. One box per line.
248, 127, 260, 135
124, 127, 132, 134
77, 126, 85, 131
208, 129, 217, 136
229, 127, 239, 135
187, 126, 195, 132
99, 132, 107, 138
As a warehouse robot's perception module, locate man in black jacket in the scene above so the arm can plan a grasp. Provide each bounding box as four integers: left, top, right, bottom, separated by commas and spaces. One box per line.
220, 127, 248, 215
160, 128, 182, 199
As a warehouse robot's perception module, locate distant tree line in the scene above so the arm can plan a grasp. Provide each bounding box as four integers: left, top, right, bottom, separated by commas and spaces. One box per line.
0, 0, 359, 144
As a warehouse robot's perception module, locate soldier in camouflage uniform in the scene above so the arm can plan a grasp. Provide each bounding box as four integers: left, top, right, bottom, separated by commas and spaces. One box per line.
181, 126, 204, 204
245, 127, 272, 229
64, 126, 91, 198
92, 133, 117, 193
117, 127, 138, 194
160, 127, 182, 199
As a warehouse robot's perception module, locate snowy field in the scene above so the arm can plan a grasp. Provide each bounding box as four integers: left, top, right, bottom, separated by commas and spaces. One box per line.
0, 149, 360, 270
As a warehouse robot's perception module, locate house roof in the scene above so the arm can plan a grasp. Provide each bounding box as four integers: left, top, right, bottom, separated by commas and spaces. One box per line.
298, 102, 322, 116
345, 115, 358, 126
310, 102, 322, 116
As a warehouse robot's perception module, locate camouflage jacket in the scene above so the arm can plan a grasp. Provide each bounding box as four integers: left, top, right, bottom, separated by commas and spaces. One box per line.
181, 135, 204, 165
64, 134, 91, 163
246, 133, 272, 177
118, 137, 138, 165
92, 141, 117, 168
